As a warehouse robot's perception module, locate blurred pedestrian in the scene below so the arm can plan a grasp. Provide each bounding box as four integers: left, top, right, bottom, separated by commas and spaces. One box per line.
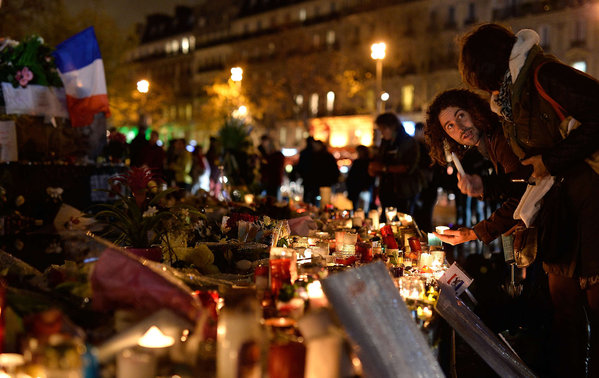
168, 138, 192, 191
368, 112, 422, 216
142, 130, 166, 179
259, 135, 285, 199
296, 136, 317, 204
129, 125, 148, 167
346, 145, 374, 212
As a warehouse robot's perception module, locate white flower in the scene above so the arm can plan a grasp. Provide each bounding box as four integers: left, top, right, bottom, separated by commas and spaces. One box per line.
143, 206, 158, 218
180, 208, 190, 218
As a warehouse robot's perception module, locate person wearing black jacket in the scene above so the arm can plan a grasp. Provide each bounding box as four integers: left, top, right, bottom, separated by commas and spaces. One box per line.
460, 23, 599, 376
368, 113, 422, 216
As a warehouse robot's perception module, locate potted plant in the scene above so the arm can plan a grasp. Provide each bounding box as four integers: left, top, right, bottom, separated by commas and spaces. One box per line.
93, 166, 198, 261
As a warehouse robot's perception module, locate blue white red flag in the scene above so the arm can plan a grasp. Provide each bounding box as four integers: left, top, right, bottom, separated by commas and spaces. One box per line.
52, 27, 110, 127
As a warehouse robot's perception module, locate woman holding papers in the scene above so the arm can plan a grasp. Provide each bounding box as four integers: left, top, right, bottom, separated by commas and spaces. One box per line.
424, 89, 531, 246
459, 23, 599, 377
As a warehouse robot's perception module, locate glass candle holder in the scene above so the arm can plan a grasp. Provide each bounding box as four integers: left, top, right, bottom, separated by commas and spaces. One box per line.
398, 276, 426, 302
270, 248, 297, 297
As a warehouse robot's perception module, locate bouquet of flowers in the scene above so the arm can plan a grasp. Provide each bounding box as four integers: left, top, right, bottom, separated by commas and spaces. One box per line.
93, 167, 200, 251
0, 35, 62, 88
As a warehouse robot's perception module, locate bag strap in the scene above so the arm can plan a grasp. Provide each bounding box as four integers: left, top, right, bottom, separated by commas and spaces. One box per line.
534, 61, 566, 121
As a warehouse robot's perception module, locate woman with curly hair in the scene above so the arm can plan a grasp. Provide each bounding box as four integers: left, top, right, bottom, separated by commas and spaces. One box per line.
425, 89, 531, 245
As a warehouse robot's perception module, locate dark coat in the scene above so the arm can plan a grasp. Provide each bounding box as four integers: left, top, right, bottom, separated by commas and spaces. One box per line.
472, 129, 530, 244
506, 45, 599, 278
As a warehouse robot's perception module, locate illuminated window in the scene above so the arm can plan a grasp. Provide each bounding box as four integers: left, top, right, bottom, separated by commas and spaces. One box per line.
326, 30, 335, 45
574, 20, 586, 43
310, 93, 319, 116
181, 38, 190, 54
269, 42, 275, 54
171, 40, 179, 53
165, 42, 171, 54
280, 127, 287, 146
572, 60, 587, 73
326, 91, 335, 113
538, 25, 550, 48
186, 104, 192, 121
401, 85, 415, 112
189, 36, 196, 50
299, 9, 307, 21
295, 94, 304, 107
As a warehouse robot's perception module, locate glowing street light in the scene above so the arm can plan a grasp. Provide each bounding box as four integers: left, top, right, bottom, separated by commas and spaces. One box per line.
137, 79, 150, 94
136, 79, 150, 126
370, 42, 386, 113
230, 67, 243, 82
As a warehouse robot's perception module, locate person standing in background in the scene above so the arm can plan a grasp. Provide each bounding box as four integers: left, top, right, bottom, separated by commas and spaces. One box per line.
346, 145, 374, 212
368, 112, 422, 216
168, 138, 192, 192
142, 130, 165, 179
129, 125, 148, 167
259, 135, 285, 199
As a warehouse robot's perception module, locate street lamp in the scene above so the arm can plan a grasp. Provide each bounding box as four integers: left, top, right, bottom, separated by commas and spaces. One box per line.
370, 42, 386, 114
230, 67, 243, 82
136, 79, 150, 126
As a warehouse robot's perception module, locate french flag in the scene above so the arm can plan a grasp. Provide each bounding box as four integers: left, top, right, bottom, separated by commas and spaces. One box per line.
53, 27, 110, 127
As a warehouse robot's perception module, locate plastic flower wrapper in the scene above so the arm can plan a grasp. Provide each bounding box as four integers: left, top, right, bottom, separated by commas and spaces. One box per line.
91, 246, 206, 323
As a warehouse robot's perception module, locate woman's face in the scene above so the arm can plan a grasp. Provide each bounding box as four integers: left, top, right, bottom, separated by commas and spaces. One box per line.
438, 106, 481, 146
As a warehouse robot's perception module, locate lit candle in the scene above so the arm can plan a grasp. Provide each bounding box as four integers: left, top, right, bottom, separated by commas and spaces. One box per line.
138, 326, 175, 348
435, 226, 449, 235
307, 281, 328, 309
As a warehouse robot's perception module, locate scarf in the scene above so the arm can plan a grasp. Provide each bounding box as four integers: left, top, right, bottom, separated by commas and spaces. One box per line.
491, 29, 541, 121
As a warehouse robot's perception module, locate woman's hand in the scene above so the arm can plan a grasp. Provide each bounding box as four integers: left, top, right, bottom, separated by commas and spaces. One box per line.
521, 155, 549, 179
433, 228, 478, 245
457, 173, 484, 197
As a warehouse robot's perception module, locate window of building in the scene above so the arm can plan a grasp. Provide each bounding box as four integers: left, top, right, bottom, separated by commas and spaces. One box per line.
268, 42, 276, 54
401, 85, 415, 112
572, 60, 587, 73
310, 93, 319, 115
313, 34, 321, 47
314, 5, 320, 16
295, 94, 304, 107
538, 24, 550, 48
185, 104, 192, 121
326, 91, 335, 113
270, 15, 277, 26
466, 3, 476, 22
280, 127, 287, 146
189, 36, 196, 50
171, 40, 179, 54
299, 8, 307, 21
181, 38, 190, 54
326, 30, 335, 45
257, 19, 262, 29
574, 20, 586, 43
165, 42, 171, 54
447, 6, 455, 26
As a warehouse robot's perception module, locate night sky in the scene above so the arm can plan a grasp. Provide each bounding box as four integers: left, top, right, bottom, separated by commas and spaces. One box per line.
69, 0, 199, 30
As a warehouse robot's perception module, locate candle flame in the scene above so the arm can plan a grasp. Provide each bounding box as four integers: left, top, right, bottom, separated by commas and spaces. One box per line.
138, 326, 175, 348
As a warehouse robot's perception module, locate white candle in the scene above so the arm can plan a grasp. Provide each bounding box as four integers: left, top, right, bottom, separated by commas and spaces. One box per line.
307, 281, 328, 308
117, 348, 157, 378
435, 226, 449, 235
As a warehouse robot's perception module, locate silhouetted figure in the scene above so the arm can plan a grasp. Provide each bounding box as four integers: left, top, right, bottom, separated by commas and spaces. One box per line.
346, 145, 374, 212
